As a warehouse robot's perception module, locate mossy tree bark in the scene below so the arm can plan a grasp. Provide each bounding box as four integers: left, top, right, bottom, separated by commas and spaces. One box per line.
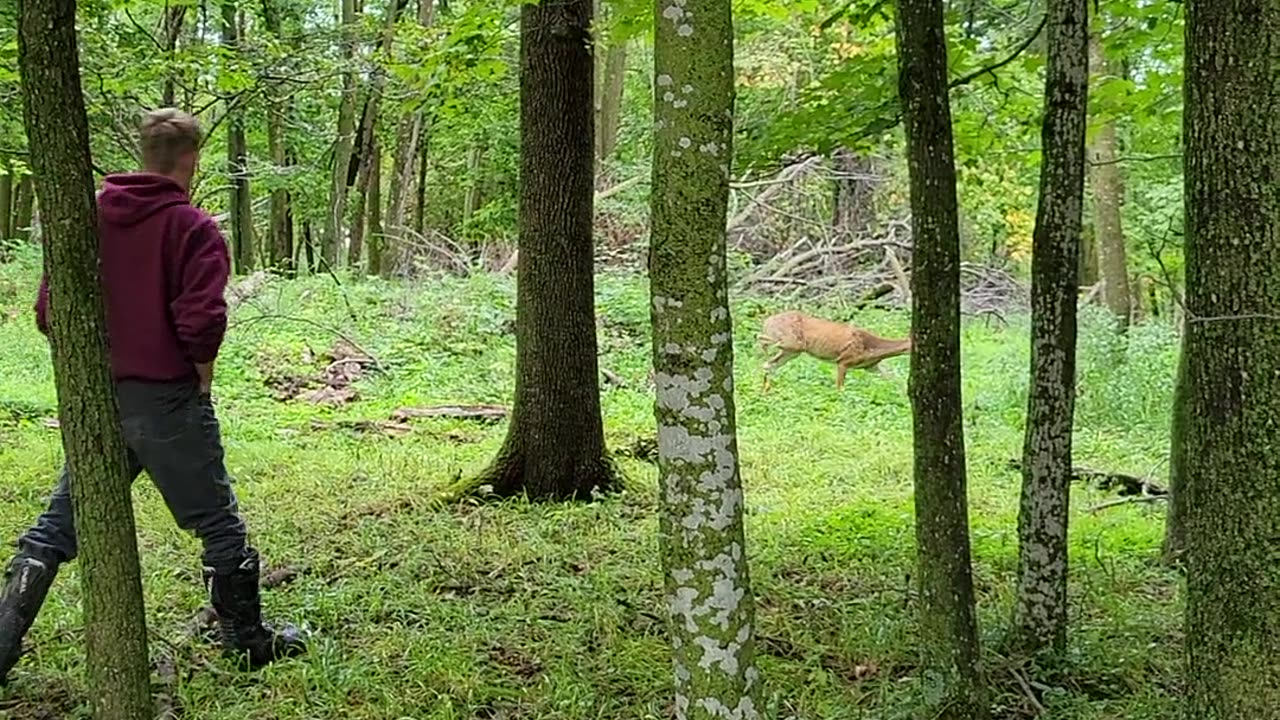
221, 0, 254, 273
1182, 0, 1280, 715
1087, 31, 1130, 331
326, 0, 359, 267
650, 0, 764, 715
894, 0, 987, 716
17, 0, 152, 715
1011, 0, 1088, 657
473, 0, 614, 501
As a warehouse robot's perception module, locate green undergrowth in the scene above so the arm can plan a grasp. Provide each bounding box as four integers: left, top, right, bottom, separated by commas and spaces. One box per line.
0, 251, 1181, 719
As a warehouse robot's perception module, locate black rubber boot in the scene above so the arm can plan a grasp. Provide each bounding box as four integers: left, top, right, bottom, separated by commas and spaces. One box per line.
205, 549, 307, 670
0, 556, 57, 685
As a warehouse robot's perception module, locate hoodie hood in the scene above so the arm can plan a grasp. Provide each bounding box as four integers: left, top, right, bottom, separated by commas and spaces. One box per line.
97, 173, 190, 227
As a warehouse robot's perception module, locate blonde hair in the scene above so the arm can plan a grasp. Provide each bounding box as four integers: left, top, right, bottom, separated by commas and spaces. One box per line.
139, 108, 201, 174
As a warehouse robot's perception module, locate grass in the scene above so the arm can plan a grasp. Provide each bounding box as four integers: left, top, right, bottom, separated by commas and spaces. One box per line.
0, 248, 1182, 719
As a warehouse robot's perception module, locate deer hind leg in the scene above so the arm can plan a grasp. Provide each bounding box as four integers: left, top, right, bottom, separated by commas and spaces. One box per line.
762, 350, 798, 392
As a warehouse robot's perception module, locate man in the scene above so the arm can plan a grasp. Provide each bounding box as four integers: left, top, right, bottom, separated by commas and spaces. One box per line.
0, 108, 306, 684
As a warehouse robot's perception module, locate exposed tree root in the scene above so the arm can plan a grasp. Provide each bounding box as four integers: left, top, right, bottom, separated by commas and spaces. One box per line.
438, 444, 622, 505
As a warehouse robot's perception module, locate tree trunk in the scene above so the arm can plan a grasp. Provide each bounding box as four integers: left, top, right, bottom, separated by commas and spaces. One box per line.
326, 0, 359, 268
349, 135, 380, 276
383, 0, 436, 275
262, 0, 294, 276
1087, 32, 1130, 330
162, 5, 186, 106
894, 0, 987, 716
1182, 0, 1280, 715
650, 0, 764, 714
595, 36, 626, 178
346, 0, 404, 272
1078, 221, 1099, 286
17, 0, 152, 715
413, 135, 428, 238
473, 0, 614, 500
1161, 341, 1188, 566
0, 162, 14, 240
13, 174, 34, 241
1010, 0, 1088, 657
831, 148, 877, 236
222, 0, 253, 273
367, 140, 384, 276
461, 139, 483, 255
301, 219, 315, 274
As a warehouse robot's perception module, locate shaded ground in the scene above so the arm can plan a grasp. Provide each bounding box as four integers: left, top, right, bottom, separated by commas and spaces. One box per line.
0, 250, 1180, 719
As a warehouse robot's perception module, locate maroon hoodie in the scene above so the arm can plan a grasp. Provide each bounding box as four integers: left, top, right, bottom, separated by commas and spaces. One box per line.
35, 173, 229, 383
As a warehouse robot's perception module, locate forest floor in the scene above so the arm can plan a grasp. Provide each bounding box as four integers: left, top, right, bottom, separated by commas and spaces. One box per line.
0, 250, 1181, 719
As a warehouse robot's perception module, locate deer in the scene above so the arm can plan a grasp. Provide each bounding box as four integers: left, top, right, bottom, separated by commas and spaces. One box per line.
757, 310, 912, 392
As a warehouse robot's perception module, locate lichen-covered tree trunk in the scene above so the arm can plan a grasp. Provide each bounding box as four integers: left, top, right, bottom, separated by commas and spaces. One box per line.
1161, 342, 1187, 566
17, 0, 151, 715
894, 0, 987, 716
1087, 32, 1130, 331
222, 0, 254, 273
650, 0, 763, 715
1182, 0, 1280, 715
262, 0, 294, 276
325, 0, 359, 267
1011, 0, 1088, 657
472, 0, 613, 501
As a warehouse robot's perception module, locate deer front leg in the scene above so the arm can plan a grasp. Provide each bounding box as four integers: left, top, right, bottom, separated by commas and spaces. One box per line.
836, 362, 849, 389
762, 350, 796, 393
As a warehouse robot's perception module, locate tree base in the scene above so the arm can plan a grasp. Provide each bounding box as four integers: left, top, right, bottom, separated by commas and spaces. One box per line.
437, 447, 623, 505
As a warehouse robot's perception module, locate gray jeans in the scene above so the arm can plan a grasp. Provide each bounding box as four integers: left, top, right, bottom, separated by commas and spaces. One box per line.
17, 380, 250, 572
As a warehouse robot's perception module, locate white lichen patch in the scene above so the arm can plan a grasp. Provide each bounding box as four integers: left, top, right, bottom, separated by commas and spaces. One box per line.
679, 137, 693, 149
657, 74, 674, 87
654, 292, 759, 718
678, 24, 694, 36
696, 696, 759, 720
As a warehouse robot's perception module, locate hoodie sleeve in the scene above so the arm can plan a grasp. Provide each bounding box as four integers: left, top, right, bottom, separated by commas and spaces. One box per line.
34, 272, 49, 336
170, 218, 229, 363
